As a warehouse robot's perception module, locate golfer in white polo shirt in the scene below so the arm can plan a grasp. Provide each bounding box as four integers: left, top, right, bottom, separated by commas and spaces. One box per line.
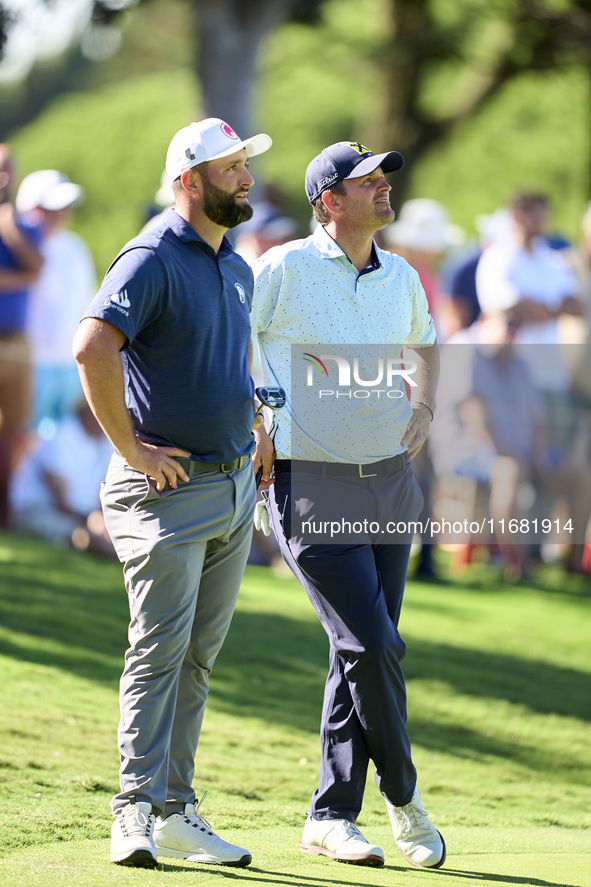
250, 141, 443, 870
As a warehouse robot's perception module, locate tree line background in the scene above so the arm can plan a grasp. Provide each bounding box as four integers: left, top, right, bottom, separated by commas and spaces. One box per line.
0, 0, 590, 275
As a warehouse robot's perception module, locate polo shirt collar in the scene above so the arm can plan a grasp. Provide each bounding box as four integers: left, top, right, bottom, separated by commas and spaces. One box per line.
312, 223, 381, 273
312, 224, 347, 259
164, 209, 233, 256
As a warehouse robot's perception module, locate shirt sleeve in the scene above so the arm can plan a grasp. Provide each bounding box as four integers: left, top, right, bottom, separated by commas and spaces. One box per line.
250, 251, 284, 337
548, 250, 577, 304
84, 246, 167, 346
405, 265, 436, 346
476, 244, 519, 313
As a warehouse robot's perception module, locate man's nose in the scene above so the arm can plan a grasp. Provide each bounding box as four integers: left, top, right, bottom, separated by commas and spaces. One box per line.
241, 168, 255, 188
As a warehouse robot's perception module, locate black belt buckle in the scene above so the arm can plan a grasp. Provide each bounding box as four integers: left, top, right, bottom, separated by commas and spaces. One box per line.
358, 463, 378, 478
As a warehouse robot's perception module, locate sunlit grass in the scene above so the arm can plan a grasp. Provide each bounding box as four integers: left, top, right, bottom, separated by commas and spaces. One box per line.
0, 533, 589, 885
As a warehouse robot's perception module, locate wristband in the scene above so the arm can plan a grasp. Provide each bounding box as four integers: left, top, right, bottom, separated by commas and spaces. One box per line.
416, 401, 434, 422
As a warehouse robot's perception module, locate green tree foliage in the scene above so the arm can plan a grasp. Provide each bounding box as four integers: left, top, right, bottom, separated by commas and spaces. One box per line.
375, 0, 591, 203
0, 0, 329, 141
5, 0, 591, 271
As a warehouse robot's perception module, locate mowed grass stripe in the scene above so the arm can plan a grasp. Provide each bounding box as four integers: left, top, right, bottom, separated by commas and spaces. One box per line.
0, 533, 589, 886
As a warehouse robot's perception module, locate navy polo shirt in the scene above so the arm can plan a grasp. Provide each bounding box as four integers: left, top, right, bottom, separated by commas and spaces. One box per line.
0, 218, 43, 333
85, 209, 255, 463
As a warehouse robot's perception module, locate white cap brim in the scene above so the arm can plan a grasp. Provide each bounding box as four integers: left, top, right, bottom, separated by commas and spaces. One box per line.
344, 150, 404, 180
200, 132, 272, 163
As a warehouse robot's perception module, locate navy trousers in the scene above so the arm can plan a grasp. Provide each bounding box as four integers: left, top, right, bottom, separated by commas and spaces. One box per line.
268, 459, 422, 821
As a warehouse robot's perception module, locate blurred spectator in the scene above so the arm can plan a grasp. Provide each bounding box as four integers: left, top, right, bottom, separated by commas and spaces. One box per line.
0, 144, 43, 528
381, 198, 464, 337
9, 400, 115, 556
476, 191, 582, 394
236, 202, 298, 263
141, 170, 175, 234
431, 314, 591, 577
438, 208, 513, 339
563, 202, 591, 401
16, 169, 95, 433
566, 204, 591, 572
476, 191, 586, 563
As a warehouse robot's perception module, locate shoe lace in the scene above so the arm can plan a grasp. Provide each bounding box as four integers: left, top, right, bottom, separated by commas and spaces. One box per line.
185, 790, 214, 835
120, 804, 152, 837
337, 820, 364, 841
398, 800, 429, 837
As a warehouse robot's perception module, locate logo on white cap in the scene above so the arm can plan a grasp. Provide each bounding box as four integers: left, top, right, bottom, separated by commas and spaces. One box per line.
221, 123, 239, 141
165, 118, 272, 183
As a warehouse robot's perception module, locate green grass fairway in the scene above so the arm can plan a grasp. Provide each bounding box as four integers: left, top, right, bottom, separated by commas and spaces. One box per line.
0, 533, 589, 886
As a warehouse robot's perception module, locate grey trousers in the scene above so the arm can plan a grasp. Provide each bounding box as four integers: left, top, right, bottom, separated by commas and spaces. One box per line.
101, 453, 255, 817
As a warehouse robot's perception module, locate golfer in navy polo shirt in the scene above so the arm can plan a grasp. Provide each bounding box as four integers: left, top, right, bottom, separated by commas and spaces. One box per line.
251, 142, 444, 870
73, 118, 271, 869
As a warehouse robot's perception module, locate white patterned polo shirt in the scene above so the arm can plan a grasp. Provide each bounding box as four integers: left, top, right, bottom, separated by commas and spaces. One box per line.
251, 224, 436, 462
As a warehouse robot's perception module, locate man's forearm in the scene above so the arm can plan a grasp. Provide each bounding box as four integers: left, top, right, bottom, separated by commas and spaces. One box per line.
410, 340, 439, 415
73, 319, 139, 462
73, 318, 191, 492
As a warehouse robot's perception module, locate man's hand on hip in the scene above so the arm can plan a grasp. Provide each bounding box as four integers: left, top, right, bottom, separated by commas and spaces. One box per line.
401, 405, 432, 460
125, 440, 191, 492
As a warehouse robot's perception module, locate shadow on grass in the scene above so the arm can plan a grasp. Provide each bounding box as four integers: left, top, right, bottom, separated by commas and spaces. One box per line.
0, 535, 589, 759
157, 863, 582, 887
440, 869, 581, 887
159, 863, 391, 885
404, 640, 591, 722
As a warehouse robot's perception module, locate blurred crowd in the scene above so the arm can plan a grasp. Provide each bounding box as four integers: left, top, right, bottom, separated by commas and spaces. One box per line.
2, 139, 591, 578
379, 191, 591, 581
0, 144, 113, 555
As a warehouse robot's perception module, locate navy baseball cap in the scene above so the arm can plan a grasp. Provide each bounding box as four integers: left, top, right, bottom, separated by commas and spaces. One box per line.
305, 141, 404, 205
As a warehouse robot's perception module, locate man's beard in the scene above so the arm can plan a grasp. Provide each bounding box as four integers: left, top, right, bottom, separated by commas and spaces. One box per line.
201, 175, 253, 229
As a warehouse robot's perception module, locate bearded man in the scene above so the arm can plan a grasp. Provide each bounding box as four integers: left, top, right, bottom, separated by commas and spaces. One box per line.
73, 118, 271, 869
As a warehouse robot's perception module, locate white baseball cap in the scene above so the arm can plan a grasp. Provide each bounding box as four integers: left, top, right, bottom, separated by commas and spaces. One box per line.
16, 169, 83, 213
165, 118, 272, 182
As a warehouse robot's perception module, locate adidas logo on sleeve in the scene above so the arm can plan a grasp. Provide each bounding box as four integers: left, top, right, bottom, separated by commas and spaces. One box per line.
105, 289, 131, 316
111, 290, 131, 307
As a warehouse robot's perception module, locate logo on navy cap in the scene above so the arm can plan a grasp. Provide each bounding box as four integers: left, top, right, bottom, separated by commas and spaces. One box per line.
348, 142, 371, 155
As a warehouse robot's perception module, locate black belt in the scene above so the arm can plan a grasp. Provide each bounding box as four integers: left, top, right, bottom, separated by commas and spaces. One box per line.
176, 454, 251, 477
274, 453, 406, 478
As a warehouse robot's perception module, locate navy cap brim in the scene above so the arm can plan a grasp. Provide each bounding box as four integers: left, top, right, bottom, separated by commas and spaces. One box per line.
343, 151, 404, 180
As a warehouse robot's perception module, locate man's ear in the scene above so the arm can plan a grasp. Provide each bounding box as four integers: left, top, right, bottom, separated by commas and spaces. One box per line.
322, 188, 343, 216
180, 167, 200, 198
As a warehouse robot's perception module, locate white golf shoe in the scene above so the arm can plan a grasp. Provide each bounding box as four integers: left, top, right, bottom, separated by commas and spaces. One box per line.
300, 815, 385, 866
110, 799, 157, 868
153, 794, 252, 867
386, 786, 446, 869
